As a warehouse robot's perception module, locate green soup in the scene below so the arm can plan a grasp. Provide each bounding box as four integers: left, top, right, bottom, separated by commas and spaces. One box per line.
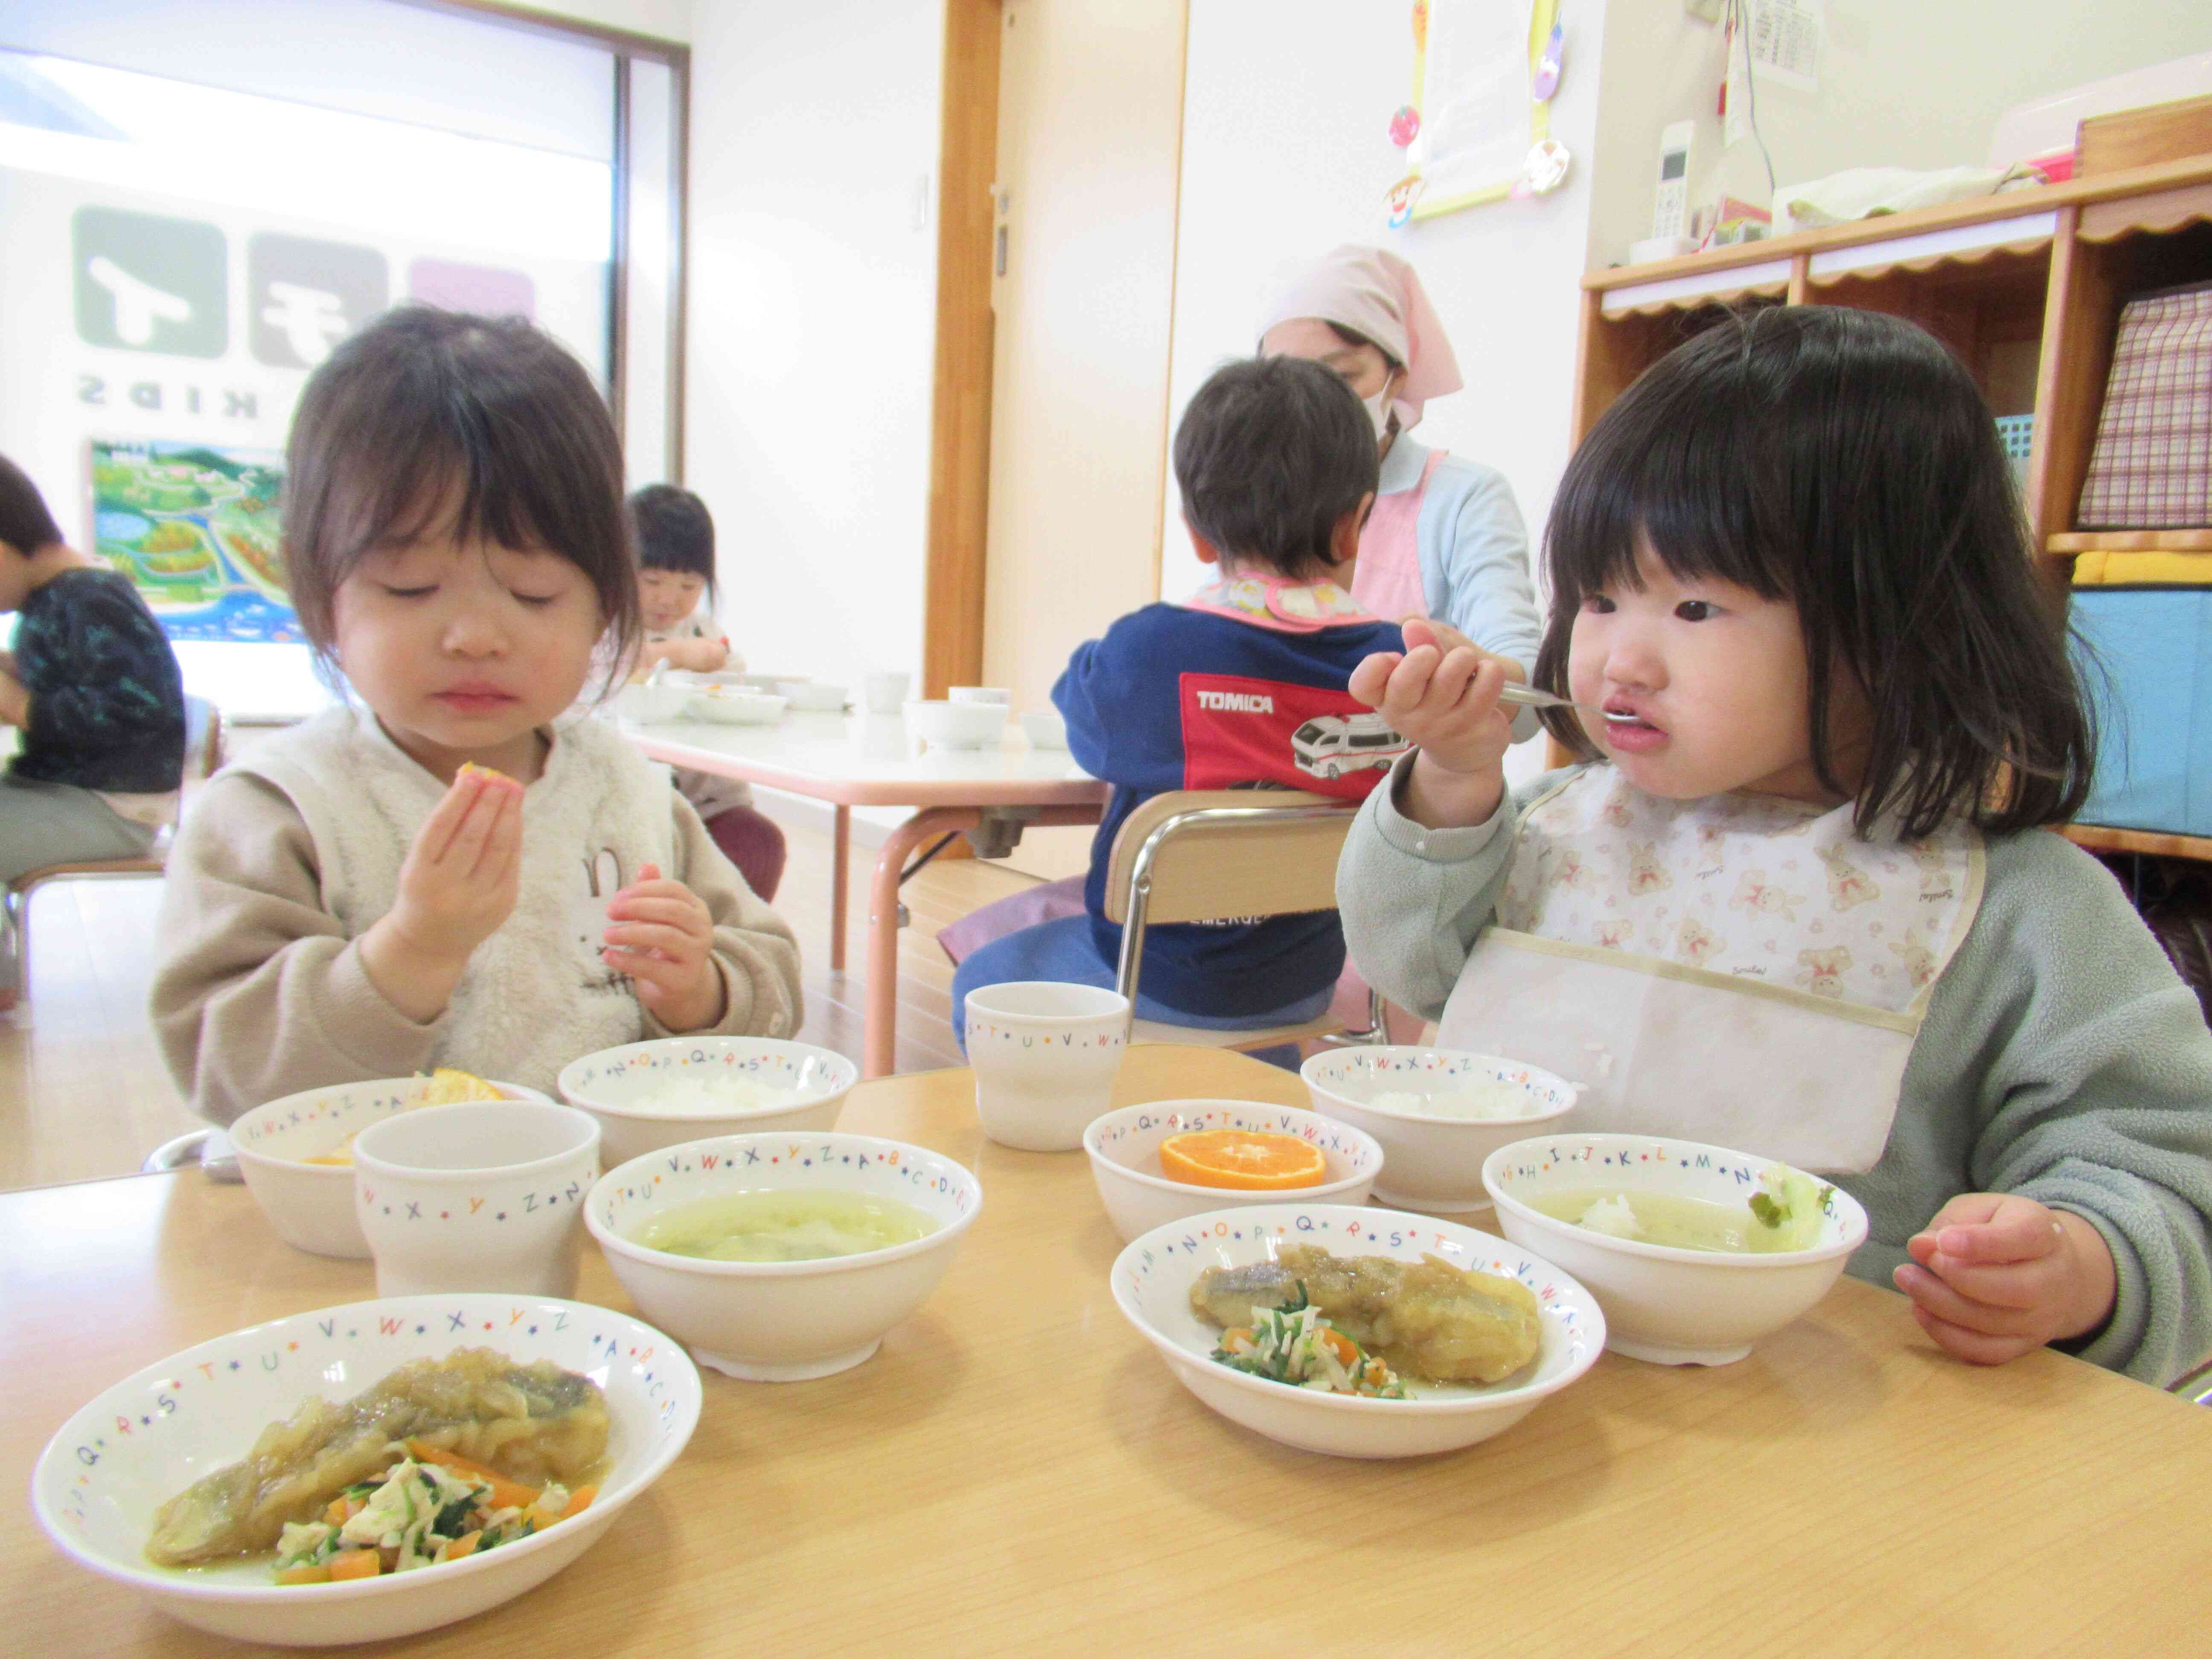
632, 1189, 936, 1263
1532, 1188, 1786, 1254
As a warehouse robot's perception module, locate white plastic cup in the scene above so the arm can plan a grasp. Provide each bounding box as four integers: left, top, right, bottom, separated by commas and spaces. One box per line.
963, 981, 1131, 1151
863, 671, 912, 714
353, 1101, 601, 1297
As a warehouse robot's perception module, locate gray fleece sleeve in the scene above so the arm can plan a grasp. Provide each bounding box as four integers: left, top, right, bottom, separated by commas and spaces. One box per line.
1844, 830, 2212, 1385
1335, 757, 1577, 1020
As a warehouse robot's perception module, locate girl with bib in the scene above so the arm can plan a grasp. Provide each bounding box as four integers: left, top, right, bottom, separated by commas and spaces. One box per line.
1337, 306, 2212, 1385
153, 309, 802, 1123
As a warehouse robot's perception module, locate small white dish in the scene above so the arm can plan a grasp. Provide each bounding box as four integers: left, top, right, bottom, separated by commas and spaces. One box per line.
1301, 1047, 1576, 1216
1112, 1202, 1603, 1458
1082, 1100, 1382, 1242
776, 681, 850, 712
558, 1036, 856, 1166
948, 686, 1012, 706
687, 689, 786, 725
1483, 1133, 1868, 1366
903, 699, 1006, 751
29, 1295, 701, 1647
615, 682, 690, 723
353, 1102, 602, 1298
734, 672, 803, 693
1021, 710, 1068, 750
588, 1131, 981, 1381
230, 1076, 552, 1259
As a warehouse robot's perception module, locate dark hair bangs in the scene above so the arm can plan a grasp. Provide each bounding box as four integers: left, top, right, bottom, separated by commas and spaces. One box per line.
282, 307, 640, 675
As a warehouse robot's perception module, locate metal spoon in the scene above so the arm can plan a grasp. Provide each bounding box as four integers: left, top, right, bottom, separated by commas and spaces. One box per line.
1496, 682, 1640, 723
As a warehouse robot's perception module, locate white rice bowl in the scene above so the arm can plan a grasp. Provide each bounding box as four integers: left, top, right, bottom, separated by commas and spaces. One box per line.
559, 1037, 856, 1165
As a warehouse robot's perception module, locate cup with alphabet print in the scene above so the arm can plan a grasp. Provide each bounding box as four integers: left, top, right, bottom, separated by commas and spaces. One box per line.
963, 981, 1130, 1151
353, 1101, 602, 1298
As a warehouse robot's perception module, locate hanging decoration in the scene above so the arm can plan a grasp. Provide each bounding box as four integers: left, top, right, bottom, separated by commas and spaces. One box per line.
1391, 0, 1563, 223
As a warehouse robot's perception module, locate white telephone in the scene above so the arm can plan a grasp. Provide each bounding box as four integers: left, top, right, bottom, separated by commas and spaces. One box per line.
1652, 119, 1695, 241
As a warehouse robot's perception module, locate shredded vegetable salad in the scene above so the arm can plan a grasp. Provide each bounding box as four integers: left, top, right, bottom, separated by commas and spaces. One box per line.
1209, 1285, 1406, 1399
269, 1440, 597, 1584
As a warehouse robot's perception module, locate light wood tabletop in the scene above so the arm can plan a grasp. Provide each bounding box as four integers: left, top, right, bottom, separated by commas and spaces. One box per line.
6, 1045, 2210, 1655
622, 710, 1109, 1076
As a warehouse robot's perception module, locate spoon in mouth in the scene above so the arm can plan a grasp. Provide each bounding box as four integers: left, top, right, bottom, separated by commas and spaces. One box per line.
1496, 682, 1642, 723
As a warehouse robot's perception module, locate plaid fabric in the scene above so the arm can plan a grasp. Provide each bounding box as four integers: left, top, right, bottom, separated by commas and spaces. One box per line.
2079, 280, 2212, 530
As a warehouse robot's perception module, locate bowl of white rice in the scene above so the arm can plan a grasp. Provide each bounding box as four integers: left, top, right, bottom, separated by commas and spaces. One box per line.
1300, 1047, 1576, 1217
558, 1037, 857, 1165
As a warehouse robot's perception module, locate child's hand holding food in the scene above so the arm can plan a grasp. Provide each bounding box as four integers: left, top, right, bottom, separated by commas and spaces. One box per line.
360, 765, 524, 1021
672, 636, 729, 672
1348, 615, 1517, 829
603, 861, 727, 1031
1895, 1192, 2118, 1365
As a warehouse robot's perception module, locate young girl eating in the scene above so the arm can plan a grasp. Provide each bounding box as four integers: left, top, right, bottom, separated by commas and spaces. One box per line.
152, 309, 802, 1123
1337, 306, 2212, 1384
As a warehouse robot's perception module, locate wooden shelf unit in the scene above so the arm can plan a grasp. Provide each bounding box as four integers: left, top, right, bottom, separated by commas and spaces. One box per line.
1575, 154, 2212, 857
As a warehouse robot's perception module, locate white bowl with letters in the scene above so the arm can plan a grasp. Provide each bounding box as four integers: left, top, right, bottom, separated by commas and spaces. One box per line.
688, 688, 786, 725
1483, 1133, 1868, 1366
557, 1036, 855, 1165
230, 1076, 552, 1259
1082, 1100, 1382, 1242
29, 1294, 700, 1647
776, 681, 850, 712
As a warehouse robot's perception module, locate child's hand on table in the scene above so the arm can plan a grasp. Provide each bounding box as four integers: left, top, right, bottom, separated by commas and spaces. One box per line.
1895, 1193, 2118, 1365
670, 637, 729, 673
361, 767, 524, 1021
1349, 616, 1518, 830
604, 861, 727, 1032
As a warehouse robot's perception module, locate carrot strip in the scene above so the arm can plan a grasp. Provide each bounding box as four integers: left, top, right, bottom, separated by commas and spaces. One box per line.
439, 1531, 481, 1562
275, 1564, 330, 1586
328, 1551, 382, 1581
558, 1486, 597, 1520
403, 1440, 538, 1512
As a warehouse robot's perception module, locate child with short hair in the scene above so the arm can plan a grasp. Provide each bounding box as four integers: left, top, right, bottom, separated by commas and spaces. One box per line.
0, 452, 185, 1005
951, 355, 1407, 1048
152, 309, 802, 1122
626, 484, 786, 901
630, 483, 733, 676
1338, 306, 2212, 1382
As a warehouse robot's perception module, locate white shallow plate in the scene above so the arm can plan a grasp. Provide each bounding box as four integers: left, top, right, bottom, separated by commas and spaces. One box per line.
1112, 1202, 1604, 1458
31, 1295, 701, 1647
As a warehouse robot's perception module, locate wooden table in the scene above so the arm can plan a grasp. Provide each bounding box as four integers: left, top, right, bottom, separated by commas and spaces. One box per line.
626, 710, 1109, 1076
6, 1045, 2209, 1654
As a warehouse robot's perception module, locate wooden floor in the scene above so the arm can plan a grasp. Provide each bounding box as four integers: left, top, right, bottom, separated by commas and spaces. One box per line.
0, 813, 1037, 1192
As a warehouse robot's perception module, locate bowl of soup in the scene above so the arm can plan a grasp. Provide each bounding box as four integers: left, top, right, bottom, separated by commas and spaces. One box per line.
1481, 1133, 1869, 1366
585, 1131, 981, 1380
1301, 1048, 1577, 1217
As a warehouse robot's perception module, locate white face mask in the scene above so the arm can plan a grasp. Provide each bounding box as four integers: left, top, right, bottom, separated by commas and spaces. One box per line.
1364, 381, 1397, 440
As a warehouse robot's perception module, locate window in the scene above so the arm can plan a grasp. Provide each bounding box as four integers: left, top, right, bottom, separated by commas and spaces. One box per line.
0, 0, 685, 716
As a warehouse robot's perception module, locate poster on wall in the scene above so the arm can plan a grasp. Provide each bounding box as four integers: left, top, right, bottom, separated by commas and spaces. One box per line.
89, 438, 293, 642
1401, 0, 1557, 220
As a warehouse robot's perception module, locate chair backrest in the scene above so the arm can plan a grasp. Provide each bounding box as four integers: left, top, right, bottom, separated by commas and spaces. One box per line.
1102, 789, 1355, 927
182, 695, 224, 780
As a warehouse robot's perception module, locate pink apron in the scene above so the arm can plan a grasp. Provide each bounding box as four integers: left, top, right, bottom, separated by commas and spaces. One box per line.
1352, 448, 1446, 624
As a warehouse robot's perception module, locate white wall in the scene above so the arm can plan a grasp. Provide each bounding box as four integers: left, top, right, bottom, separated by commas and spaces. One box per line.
1164, 0, 1607, 609
1588, 1, 2212, 267
681, 0, 943, 686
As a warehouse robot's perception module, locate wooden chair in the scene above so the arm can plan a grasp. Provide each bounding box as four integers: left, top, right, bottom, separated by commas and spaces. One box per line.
3, 696, 224, 1001
1103, 788, 1385, 1052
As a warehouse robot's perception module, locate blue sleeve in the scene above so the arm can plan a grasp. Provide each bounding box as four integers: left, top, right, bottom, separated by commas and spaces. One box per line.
1419, 461, 1543, 671
1052, 613, 1191, 794
1053, 634, 1112, 779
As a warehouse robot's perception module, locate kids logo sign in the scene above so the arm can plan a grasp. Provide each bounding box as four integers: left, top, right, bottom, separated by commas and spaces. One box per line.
72, 206, 391, 368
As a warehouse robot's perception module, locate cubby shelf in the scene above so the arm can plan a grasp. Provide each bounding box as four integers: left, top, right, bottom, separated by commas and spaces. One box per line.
2064, 824, 2212, 862
2048, 529, 2212, 553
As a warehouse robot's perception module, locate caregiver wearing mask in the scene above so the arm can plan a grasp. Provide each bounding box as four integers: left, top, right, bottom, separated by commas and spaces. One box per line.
1258, 244, 1542, 738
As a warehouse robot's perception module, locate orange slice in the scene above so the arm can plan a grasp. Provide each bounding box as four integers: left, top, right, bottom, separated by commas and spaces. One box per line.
1158, 1129, 1327, 1190
421, 1067, 503, 1105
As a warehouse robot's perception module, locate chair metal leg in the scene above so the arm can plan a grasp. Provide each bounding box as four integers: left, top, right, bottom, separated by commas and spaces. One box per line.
1321, 986, 1391, 1047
